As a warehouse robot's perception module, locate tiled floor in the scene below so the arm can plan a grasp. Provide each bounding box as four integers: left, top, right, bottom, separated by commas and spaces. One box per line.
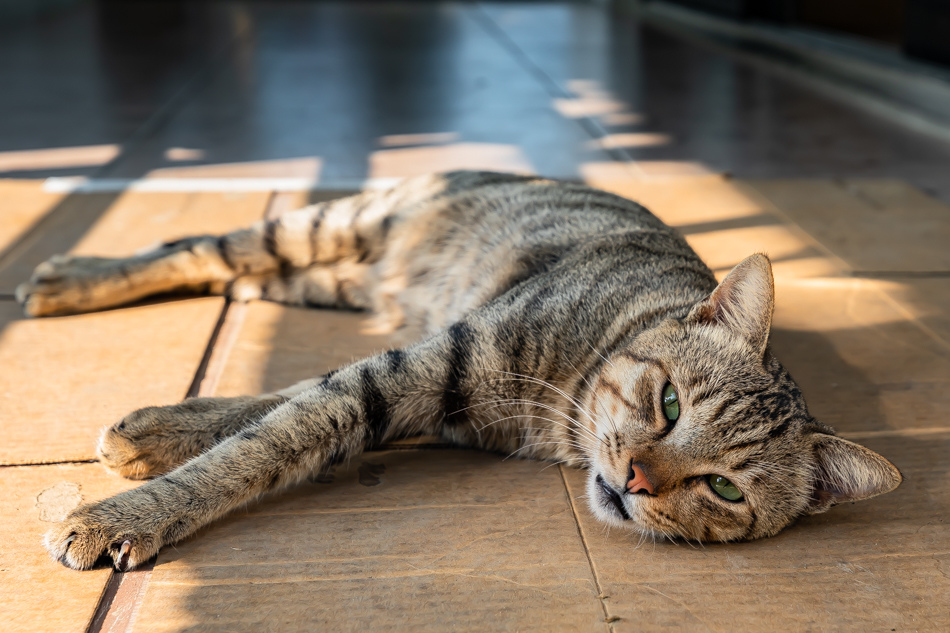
1, 2, 948, 632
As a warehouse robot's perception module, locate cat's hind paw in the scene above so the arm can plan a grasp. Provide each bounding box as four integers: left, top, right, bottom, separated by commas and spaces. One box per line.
16, 254, 128, 317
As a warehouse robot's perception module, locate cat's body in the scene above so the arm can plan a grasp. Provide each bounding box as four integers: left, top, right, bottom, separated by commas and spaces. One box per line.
17, 171, 901, 571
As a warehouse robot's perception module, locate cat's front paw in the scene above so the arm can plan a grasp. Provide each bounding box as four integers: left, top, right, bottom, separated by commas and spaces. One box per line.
99, 396, 283, 479
98, 406, 186, 480
44, 500, 162, 571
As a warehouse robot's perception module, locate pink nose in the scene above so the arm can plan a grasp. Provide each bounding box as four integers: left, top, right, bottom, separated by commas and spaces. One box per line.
626, 462, 655, 495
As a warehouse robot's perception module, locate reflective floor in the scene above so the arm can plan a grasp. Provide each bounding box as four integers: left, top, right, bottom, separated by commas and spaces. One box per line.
1, 1, 949, 196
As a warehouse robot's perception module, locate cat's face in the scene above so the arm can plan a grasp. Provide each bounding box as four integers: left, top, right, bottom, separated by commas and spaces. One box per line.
585, 255, 902, 542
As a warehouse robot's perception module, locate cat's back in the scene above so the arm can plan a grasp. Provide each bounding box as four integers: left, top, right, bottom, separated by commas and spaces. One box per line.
374, 171, 716, 331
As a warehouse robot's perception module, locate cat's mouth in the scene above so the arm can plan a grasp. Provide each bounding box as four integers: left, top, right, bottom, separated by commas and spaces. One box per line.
595, 474, 632, 521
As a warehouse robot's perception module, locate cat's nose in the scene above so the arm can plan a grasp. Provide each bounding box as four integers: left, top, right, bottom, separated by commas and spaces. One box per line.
626, 461, 655, 495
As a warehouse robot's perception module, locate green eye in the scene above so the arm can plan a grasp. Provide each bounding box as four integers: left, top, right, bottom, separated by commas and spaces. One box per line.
662, 382, 680, 422
709, 475, 743, 501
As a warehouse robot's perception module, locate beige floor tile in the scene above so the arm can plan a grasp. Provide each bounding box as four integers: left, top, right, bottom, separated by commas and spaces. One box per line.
770, 278, 950, 434
0, 180, 65, 261
71, 190, 271, 256
215, 302, 400, 397
0, 298, 224, 464
581, 168, 843, 280
562, 431, 950, 632
582, 168, 764, 227
0, 462, 140, 633
748, 179, 950, 273
131, 450, 604, 633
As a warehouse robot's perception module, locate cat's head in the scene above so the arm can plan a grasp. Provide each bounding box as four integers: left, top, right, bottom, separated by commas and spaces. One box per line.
586, 254, 901, 542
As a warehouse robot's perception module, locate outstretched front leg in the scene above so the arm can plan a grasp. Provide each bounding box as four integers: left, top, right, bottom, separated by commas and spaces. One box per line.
46, 326, 474, 570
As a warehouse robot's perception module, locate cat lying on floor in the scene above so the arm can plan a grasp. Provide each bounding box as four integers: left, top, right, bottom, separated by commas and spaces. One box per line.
17, 171, 901, 571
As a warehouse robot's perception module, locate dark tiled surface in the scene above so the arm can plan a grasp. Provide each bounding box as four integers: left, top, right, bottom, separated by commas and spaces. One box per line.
482, 3, 950, 198
2, 1, 949, 193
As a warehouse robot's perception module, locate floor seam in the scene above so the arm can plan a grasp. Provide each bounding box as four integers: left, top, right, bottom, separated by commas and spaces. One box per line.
0, 459, 97, 468
192, 190, 281, 397
185, 298, 236, 399
558, 464, 616, 631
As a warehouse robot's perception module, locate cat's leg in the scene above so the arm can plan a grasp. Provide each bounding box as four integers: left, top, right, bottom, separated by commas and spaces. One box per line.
97, 394, 292, 480
229, 260, 373, 311
45, 324, 475, 570
15, 240, 237, 317
97, 378, 333, 480
15, 174, 453, 317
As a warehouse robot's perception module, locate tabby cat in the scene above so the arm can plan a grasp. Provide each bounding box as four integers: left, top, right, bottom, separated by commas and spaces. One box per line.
17, 171, 902, 571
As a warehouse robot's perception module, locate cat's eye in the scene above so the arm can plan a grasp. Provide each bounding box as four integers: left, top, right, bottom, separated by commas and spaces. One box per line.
708, 475, 743, 501
662, 382, 679, 422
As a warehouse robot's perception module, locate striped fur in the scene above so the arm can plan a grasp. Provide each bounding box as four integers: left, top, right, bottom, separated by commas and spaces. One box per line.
19, 171, 902, 571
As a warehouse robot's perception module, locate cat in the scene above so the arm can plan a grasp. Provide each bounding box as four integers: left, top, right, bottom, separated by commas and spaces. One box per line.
16, 171, 902, 571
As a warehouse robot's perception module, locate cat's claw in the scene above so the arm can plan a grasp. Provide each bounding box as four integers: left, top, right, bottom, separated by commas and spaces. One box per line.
117, 540, 133, 571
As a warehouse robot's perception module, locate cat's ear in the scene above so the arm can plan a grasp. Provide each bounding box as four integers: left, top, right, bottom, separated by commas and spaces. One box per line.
805, 434, 903, 515
688, 253, 774, 354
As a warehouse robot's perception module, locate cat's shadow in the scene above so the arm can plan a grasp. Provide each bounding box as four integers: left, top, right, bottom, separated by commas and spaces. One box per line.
769, 327, 888, 433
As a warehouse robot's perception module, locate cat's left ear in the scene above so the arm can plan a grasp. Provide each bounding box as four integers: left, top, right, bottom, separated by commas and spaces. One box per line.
688, 253, 774, 355
805, 434, 903, 515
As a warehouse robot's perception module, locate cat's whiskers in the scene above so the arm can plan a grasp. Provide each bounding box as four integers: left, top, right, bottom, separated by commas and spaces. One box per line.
489, 370, 598, 426
457, 397, 604, 451
633, 525, 652, 551
463, 394, 598, 441
508, 439, 591, 460
487, 387, 611, 455
472, 396, 605, 448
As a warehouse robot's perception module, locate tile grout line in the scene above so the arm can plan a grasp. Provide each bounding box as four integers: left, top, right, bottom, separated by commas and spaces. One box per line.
193, 300, 248, 398
86, 190, 281, 633
558, 465, 617, 632
0, 459, 97, 469
841, 427, 950, 440
85, 559, 155, 633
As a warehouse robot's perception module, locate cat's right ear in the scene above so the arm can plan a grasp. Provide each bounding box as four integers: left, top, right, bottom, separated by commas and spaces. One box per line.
805, 434, 903, 515
687, 253, 775, 354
